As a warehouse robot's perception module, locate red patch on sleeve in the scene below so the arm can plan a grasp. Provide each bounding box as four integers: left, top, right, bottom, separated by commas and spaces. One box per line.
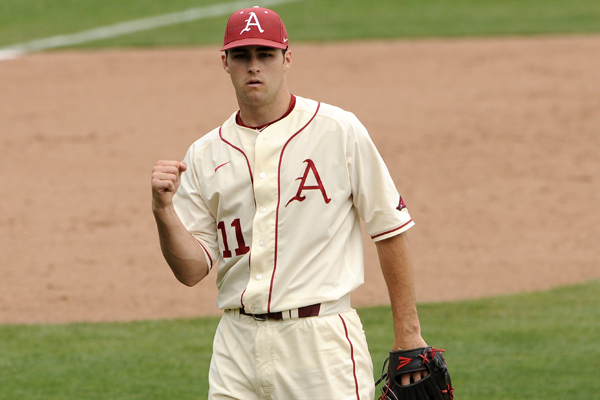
396, 196, 407, 211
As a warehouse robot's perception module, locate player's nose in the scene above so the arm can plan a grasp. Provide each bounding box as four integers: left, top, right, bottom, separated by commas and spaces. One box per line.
248, 55, 260, 72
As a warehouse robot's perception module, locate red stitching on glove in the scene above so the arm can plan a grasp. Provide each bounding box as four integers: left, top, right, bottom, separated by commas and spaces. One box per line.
441, 383, 455, 399
428, 347, 446, 359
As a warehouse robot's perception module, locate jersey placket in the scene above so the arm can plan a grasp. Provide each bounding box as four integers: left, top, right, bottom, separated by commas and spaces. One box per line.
243, 129, 282, 314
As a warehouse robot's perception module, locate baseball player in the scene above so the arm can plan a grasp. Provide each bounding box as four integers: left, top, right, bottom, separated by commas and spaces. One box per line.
151, 6, 442, 400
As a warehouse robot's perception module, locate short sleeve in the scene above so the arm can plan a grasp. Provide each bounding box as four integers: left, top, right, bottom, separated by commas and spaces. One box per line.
173, 144, 219, 269
346, 115, 415, 242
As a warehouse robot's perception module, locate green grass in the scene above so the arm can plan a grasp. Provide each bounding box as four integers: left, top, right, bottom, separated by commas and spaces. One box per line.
367, 279, 600, 399
0, 318, 220, 400
1, 0, 600, 49
1, 280, 599, 399
0, 0, 226, 47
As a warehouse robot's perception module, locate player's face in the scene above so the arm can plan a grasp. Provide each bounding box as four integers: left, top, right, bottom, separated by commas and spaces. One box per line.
222, 46, 292, 108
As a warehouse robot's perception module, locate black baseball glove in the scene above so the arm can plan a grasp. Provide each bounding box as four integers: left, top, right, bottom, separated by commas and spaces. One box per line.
376, 346, 454, 400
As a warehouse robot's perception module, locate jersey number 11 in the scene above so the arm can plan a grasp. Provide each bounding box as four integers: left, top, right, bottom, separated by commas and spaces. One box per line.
217, 218, 250, 258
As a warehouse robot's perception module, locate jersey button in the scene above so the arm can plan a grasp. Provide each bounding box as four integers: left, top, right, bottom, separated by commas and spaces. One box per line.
256, 274, 262, 281
260, 207, 267, 213
258, 240, 264, 246
259, 172, 266, 179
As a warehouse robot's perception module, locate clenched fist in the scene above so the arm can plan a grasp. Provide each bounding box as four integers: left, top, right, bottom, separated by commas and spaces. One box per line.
151, 160, 187, 210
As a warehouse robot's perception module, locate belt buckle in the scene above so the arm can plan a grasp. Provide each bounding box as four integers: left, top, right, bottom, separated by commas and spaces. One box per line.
252, 313, 268, 321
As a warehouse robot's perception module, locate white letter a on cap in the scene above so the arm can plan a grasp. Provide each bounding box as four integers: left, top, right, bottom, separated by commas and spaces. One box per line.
241, 12, 264, 34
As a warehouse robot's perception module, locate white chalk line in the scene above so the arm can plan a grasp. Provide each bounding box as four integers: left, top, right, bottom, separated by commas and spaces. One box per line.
0, 0, 301, 61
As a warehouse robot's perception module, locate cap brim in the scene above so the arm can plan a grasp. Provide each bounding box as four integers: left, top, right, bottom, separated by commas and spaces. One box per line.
221, 38, 288, 51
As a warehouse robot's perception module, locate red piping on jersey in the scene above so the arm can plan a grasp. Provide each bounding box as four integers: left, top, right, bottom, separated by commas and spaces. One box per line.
267, 102, 321, 313
218, 127, 254, 184
239, 252, 252, 309
240, 288, 246, 309
195, 238, 214, 269
339, 314, 361, 400
371, 219, 413, 240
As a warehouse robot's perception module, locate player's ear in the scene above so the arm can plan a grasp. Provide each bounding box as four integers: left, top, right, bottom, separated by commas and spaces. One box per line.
221, 53, 230, 73
283, 49, 292, 71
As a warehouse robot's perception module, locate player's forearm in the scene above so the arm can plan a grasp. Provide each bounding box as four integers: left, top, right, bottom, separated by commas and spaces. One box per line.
153, 205, 208, 286
376, 232, 427, 350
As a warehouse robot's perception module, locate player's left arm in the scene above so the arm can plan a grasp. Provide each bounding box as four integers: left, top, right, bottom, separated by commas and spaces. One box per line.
376, 231, 429, 384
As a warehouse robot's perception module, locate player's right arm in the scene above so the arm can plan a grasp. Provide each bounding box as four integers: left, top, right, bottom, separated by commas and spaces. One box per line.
151, 160, 209, 286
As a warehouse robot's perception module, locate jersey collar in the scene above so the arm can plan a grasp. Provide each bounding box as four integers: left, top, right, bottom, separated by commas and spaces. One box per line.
236, 94, 296, 132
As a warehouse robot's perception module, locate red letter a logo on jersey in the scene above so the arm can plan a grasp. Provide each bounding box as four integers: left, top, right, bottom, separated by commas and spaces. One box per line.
286, 159, 331, 207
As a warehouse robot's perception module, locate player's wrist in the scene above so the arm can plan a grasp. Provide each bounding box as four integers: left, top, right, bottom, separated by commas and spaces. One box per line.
393, 320, 425, 350
152, 201, 176, 216
393, 334, 427, 352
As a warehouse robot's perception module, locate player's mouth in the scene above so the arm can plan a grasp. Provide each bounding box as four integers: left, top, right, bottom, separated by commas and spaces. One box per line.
246, 79, 262, 87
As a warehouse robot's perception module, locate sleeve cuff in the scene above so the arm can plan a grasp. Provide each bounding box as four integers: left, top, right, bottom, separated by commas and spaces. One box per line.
194, 237, 215, 272
370, 219, 415, 242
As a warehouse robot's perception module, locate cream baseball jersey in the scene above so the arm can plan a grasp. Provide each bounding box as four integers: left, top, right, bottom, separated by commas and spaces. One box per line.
173, 96, 414, 314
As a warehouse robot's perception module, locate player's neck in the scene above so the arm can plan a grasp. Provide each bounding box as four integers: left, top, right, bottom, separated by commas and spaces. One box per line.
238, 91, 292, 128
237, 95, 296, 131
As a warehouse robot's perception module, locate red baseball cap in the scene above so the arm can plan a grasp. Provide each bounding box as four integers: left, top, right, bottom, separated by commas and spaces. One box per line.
221, 6, 289, 51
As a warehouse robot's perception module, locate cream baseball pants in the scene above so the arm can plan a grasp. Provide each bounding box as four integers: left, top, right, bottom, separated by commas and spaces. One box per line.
208, 308, 375, 400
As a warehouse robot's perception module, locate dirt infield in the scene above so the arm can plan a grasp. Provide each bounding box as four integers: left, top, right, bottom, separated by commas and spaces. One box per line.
1, 35, 599, 324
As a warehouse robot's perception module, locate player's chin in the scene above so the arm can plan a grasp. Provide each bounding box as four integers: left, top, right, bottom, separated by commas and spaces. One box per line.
243, 90, 268, 103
